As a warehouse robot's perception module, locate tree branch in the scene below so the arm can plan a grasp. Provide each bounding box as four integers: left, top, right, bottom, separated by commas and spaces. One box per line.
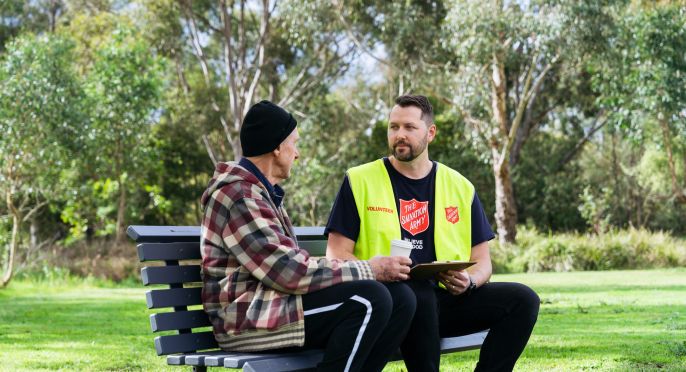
242, 0, 270, 118
182, 1, 212, 87
279, 40, 354, 108
332, 0, 395, 70
202, 134, 219, 166
499, 53, 558, 169
558, 110, 609, 169
219, 0, 241, 133
21, 200, 47, 223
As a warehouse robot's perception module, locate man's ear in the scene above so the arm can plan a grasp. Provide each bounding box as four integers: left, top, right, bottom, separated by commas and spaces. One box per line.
272, 144, 282, 158
428, 124, 437, 142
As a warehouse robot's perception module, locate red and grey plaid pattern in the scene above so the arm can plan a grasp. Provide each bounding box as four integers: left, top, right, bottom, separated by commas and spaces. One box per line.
200, 162, 374, 351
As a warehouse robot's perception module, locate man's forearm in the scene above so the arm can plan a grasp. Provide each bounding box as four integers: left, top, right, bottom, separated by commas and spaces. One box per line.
326, 246, 359, 260
326, 231, 359, 261
467, 241, 493, 287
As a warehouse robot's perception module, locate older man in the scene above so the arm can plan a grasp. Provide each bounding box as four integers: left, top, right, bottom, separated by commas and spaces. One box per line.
200, 100, 415, 372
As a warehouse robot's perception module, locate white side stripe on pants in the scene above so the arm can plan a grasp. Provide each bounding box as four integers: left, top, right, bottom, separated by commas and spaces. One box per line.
302, 295, 373, 372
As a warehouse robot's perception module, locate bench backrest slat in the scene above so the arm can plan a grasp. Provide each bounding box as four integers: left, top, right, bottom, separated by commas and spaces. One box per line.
128, 226, 201, 243
128, 225, 325, 243
150, 310, 212, 332
297, 240, 326, 256
138, 242, 201, 261
142, 265, 202, 286
154, 331, 217, 356
146, 288, 202, 309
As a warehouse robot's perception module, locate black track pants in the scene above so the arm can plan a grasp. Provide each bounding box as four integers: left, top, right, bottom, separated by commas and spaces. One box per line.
400, 280, 540, 372
300, 280, 416, 372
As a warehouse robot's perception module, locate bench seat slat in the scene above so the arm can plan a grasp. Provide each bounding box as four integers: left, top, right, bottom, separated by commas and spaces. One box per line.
166, 354, 187, 365
146, 287, 202, 309
137, 242, 201, 261
242, 351, 324, 371
183, 350, 232, 366
439, 331, 488, 353
142, 265, 201, 286
150, 310, 211, 332
154, 331, 218, 355
223, 349, 323, 368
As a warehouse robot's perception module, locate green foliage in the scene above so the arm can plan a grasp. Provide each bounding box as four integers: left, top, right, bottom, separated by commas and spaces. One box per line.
578, 185, 613, 234
0, 33, 86, 179
577, 133, 686, 234
0, 33, 87, 281
513, 131, 588, 232
58, 15, 164, 239
492, 226, 686, 273
595, 4, 686, 148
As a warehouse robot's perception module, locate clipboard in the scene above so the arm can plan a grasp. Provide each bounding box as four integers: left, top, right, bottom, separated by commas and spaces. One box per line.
409, 261, 476, 280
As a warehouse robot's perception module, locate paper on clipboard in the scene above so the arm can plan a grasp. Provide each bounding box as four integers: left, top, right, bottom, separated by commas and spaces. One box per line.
409, 261, 476, 280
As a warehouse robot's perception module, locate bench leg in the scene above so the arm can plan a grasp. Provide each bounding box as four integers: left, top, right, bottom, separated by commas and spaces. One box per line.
192, 367, 207, 372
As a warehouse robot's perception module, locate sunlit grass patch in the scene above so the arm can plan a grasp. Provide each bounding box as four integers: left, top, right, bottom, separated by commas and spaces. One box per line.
0, 269, 684, 371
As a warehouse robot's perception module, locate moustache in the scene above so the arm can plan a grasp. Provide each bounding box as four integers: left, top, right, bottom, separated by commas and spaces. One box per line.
394, 141, 411, 148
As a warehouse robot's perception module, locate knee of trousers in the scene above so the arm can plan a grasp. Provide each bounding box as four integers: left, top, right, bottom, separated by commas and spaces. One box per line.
388, 283, 417, 322
510, 283, 541, 321
351, 280, 394, 321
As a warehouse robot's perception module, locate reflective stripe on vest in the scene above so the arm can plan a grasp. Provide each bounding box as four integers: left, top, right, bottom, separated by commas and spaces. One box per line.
347, 159, 474, 261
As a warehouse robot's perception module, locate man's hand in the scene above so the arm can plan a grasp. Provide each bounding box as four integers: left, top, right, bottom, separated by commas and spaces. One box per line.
368, 256, 412, 282
437, 269, 470, 295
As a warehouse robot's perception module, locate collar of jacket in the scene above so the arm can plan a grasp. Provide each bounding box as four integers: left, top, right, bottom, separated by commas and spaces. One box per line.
239, 157, 285, 208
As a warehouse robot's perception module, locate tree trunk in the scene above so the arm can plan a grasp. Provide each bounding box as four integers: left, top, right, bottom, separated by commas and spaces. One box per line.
2, 208, 19, 288
232, 136, 242, 162
493, 159, 517, 245
115, 174, 127, 243
30, 216, 38, 251
658, 117, 686, 203
490, 52, 517, 244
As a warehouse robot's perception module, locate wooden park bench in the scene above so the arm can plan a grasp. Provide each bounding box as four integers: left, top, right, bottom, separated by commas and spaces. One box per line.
128, 225, 488, 371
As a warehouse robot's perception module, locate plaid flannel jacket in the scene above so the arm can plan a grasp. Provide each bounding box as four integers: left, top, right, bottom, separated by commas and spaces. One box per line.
200, 162, 375, 351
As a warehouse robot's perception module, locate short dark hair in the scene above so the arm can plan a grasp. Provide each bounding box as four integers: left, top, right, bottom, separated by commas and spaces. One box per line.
394, 95, 434, 124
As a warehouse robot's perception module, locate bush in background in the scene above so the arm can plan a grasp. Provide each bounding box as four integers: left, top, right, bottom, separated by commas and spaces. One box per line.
492, 226, 686, 273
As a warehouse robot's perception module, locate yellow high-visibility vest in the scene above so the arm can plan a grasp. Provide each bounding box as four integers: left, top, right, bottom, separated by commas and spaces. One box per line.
347, 159, 474, 261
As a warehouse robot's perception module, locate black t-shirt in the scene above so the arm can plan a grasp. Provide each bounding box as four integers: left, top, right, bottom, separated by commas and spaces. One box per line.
325, 158, 495, 265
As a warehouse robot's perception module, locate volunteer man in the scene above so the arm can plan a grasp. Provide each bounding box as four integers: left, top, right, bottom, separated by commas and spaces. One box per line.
201, 100, 415, 372
326, 95, 540, 371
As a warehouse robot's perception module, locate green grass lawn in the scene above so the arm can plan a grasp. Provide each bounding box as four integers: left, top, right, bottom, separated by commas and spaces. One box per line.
1, 269, 684, 371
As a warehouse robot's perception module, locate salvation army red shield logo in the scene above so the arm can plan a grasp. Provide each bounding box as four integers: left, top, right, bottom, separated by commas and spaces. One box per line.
445, 206, 459, 224
399, 198, 429, 236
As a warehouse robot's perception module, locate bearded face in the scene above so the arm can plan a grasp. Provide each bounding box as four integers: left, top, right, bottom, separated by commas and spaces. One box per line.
390, 134, 429, 162
387, 105, 433, 162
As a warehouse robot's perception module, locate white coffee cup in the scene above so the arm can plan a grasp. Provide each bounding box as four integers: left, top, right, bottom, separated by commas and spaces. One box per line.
390, 239, 413, 257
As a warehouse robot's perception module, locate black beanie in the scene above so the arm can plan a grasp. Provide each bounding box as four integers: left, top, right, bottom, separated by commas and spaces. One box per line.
240, 100, 297, 157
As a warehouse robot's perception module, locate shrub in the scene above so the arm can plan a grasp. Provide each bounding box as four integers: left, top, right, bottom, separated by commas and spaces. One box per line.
491, 226, 686, 273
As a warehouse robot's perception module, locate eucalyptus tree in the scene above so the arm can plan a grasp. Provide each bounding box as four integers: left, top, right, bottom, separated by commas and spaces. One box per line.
434, 0, 622, 244
0, 34, 86, 286
143, 0, 358, 163
586, 2, 686, 233
620, 4, 686, 203
83, 21, 163, 243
